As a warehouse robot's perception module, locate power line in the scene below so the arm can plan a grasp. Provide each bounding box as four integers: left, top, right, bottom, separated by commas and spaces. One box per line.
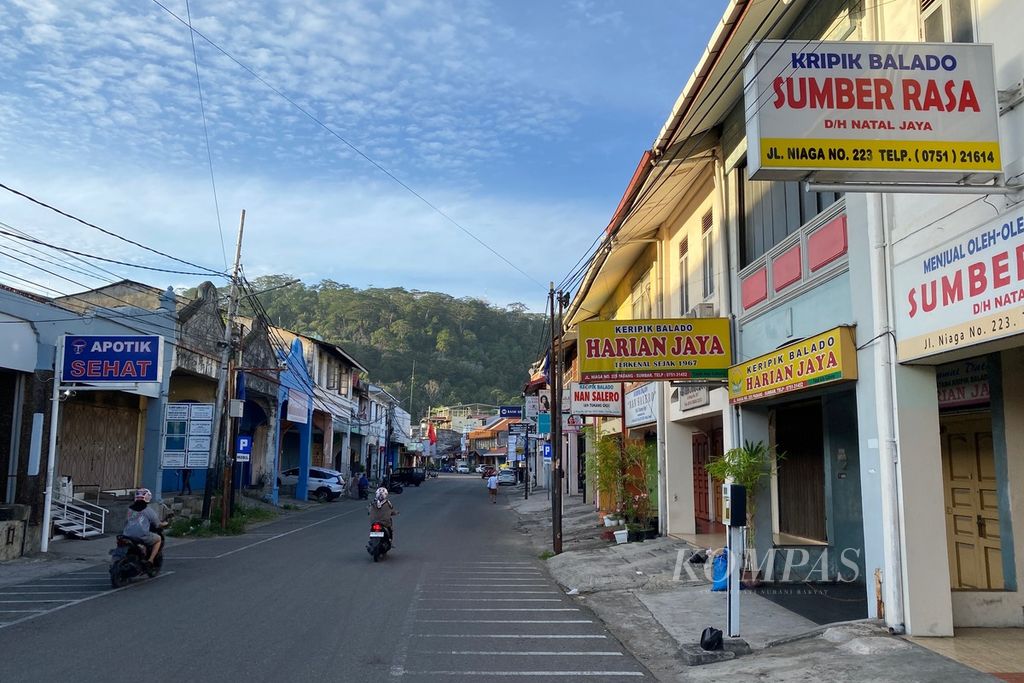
184, 0, 229, 271
149, 0, 545, 292
0, 181, 228, 278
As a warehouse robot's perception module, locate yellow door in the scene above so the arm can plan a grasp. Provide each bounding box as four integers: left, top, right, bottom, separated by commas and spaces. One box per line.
941, 414, 1003, 590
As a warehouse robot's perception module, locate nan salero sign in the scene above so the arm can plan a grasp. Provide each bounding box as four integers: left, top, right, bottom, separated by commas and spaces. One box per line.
728, 326, 857, 404
61, 335, 162, 383
578, 318, 731, 383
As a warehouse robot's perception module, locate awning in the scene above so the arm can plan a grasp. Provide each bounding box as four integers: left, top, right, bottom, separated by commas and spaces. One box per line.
0, 314, 37, 372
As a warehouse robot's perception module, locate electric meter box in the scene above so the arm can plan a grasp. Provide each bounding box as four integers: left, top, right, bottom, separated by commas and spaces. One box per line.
722, 483, 747, 527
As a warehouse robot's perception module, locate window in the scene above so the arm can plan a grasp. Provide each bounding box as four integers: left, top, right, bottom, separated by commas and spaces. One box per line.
921, 0, 976, 43
678, 239, 690, 315
701, 211, 714, 299
737, 161, 843, 267
327, 362, 339, 390
631, 272, 652, 319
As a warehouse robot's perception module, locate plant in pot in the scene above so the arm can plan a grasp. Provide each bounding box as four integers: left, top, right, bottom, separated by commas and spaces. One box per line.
584, 427, 623, 528
705, 440, 783, 585
621, 440, 657, 541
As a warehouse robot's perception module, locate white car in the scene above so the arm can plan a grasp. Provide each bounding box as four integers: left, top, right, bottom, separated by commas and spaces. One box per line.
456, 465, 470, 473
277, 467, 345, 501
475, 465, 487, 474
497, 470, 517, 486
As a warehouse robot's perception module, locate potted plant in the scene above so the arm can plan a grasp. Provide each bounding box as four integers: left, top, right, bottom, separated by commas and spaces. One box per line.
705, 440, 783, 584
621, 440, 657, 538
584, 427, 623, 524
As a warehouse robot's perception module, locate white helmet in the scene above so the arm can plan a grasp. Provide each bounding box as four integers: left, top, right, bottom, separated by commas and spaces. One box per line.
134, 488, 152, 503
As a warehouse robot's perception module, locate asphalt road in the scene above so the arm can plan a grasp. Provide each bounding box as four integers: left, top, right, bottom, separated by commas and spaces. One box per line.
0, 475, 650, 682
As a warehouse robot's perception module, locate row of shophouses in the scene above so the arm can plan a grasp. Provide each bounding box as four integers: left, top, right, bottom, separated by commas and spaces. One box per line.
535, 0, 1024, 637
0, 279, 412, 556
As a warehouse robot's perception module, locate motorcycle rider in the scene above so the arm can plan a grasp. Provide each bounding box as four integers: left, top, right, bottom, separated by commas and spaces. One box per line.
368, 486, 398, 545
123, 488, 166, 566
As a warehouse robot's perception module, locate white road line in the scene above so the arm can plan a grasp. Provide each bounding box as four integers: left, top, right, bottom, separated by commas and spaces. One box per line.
214, 509, 360, 558
416, 609, 581, 614
445, 651, 623, 656
415, 620, 593, 624
405, 671, 643, 677
389, 567, 425, 678
417, 598, 562, 602
410, 634, 607, 639
0, 591, 101, 595
422, 591, 559, 595
0, 571, 174, 631
0, 610, 46, 613
0, 599, 75, 603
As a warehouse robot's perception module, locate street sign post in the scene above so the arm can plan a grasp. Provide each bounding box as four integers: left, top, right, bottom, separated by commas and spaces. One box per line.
235, 435, 253, 463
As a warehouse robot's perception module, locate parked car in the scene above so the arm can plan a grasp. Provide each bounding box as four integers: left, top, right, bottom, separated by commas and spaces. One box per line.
456, 465, 470, 474
277, 467, 345, 501
497, 470, 517, 486
475, 465, 487, 474
481, 467, 496, 479
391, 467, 426, 487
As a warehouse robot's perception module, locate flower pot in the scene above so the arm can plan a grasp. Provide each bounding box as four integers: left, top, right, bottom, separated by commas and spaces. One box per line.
603, 516, 619, 527
613, 529, 628, 545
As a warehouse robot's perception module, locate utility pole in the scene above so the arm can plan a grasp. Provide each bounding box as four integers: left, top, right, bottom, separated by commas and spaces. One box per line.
409, 360, 415, 465
549, 284, 562, 554
202, 209, 246, 521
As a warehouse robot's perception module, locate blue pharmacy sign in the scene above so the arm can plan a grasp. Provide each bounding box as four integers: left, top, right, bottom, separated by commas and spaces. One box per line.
499, 405, 523, 418
61, 335, 162, 383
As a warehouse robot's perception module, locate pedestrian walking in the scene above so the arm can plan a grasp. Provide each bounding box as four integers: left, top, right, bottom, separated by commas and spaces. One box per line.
487, 472, 498, 503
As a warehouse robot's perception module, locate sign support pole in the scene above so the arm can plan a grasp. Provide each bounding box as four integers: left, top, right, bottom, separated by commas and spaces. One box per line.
202, 209, 246, 521
39, 336, 65, 553
727, 525, 742, 638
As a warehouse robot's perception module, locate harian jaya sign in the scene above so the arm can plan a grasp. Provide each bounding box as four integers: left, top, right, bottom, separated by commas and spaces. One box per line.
578, 318, 730, 382
744, 41, 1001, 183
893, 207, 1024, 361
728, 326, 857, 404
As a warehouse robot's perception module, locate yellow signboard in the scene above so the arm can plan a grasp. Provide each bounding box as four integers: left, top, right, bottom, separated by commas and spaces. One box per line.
578, 318, 731, 383
728, 326, 857, 404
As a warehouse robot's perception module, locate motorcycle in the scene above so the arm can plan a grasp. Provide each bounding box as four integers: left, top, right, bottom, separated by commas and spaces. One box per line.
109, 526, 167, 588
366, 521, 391, 562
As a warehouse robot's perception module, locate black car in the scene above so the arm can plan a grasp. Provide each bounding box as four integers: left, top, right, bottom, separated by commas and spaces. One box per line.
390, 467, 426, 487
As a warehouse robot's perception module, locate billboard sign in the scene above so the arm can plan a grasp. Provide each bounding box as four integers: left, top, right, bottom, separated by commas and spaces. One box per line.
61, 335, 162, 383
728, 326, 858, 404
578, 318, 731, 382
161, 402, 215, 469
744, 41, 1001, 183
499, 405, 523, 418
625, 383, 658, 428
893, 206, 1024, 361
570, 382, 623, 416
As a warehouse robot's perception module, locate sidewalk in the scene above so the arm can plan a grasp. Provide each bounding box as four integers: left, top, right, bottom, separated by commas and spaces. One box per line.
509, 494, 995, 682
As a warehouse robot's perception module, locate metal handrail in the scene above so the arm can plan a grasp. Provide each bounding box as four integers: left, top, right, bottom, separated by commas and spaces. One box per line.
52, 493, 107, 536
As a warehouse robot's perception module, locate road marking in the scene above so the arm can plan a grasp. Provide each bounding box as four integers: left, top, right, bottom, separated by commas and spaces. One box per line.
417, 598, 562, 602
214, 509, 360, 558
0, 599, 76, 603
421, 591, 559, 595
415, 620, 593, 624
0, 591, 102, 595
405, 671, 643, 677
417, 609, 580, 614
411, 634, 607, 639
0, 610, 46, 613
389, 567, 425, 678
0, 572, 174, 631
444, 651, 623, 656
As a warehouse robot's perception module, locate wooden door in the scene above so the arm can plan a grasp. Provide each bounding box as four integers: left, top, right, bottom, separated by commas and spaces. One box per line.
942, 415, 1003, 590
693, 433, 711, 528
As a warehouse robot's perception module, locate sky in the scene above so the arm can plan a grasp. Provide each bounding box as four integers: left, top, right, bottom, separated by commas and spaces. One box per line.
0, 0, 727, 312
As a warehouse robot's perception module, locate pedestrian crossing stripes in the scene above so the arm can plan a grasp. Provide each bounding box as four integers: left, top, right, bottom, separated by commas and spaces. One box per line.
394, 559, 651, 681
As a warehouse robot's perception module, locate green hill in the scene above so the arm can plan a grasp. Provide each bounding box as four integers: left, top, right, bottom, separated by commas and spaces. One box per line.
239, 275, 546, 419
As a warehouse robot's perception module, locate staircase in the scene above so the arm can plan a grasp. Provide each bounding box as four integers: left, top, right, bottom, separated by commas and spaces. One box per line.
51, 493, 107, 539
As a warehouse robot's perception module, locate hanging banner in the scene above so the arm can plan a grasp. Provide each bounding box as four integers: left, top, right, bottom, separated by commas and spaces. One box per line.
570, 382, 623, 416
625, 383, 658, 428
728, 326, 858, 404
578, 318, 731, 382
286, 389, 309, 424
744, 41, 1001, 183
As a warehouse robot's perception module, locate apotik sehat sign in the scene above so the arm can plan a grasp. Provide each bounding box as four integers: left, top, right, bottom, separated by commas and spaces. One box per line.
61, 335, 162, 383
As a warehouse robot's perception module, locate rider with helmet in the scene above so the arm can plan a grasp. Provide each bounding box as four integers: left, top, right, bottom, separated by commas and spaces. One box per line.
368, 486, 398, 545
123, 488, 166, 566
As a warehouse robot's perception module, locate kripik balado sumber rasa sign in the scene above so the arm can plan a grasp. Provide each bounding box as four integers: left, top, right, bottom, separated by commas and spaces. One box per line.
893, 207, 1024, 361
578, 318, 731, 382
744, 41, 1001, 183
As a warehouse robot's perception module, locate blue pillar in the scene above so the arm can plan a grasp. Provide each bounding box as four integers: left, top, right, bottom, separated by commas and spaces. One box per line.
296, 403, 312, 501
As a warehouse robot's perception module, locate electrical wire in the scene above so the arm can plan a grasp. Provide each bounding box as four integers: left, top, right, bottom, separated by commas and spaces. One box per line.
184, 0, 228, 271
0, 181, 228, 278
149, 0, 545, 292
